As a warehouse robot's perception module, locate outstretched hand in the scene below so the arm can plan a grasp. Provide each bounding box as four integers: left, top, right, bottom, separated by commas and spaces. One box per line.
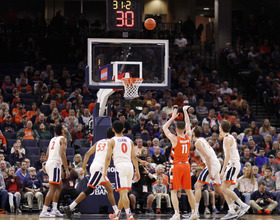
183, 105, 190, 112
171, 108, 179, 119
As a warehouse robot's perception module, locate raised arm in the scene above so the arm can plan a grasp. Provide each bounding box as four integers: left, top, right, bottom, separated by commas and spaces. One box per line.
183, 106, 192, 139
162, 108, 179, 145
82, 143, 97, 171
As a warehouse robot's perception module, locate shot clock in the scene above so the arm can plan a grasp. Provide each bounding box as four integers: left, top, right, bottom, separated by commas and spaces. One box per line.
106, 0, 143, 31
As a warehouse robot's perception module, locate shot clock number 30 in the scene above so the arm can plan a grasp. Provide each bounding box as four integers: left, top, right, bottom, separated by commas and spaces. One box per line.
106, 0, 143, 31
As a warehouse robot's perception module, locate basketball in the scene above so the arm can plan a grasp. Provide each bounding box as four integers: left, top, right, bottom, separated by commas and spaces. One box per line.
144, 18, 156, 30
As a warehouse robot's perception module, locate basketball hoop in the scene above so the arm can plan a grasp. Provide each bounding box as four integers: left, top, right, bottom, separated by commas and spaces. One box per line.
121, 78, 143, 99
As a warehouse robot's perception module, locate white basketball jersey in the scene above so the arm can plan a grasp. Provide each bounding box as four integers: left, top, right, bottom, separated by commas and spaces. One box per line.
196, 138, 219, 164
48, 136, 64, 163
112, 136, 132, 166
93, 139, 108, 165
223, 134, 240, 162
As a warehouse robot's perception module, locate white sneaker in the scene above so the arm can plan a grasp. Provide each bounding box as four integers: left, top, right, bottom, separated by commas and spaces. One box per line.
50, 209, 64, 217
39, 211, 56, 218
237, 204, 250, 218
221, 211, 237, 220
16, 208, 22, 215
170, 213, 181, 220
189, 213, 199, 220
204, 207, 211, 214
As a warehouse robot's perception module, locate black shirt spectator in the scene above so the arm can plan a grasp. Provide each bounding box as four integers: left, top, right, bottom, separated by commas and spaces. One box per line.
1, 114, 16, 132
152, 146, 167, 165
132, 118, 150, 136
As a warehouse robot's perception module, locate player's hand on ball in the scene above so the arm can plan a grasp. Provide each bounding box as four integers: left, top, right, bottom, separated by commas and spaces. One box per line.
183, 105, 190, 112
171, 108, 179, 119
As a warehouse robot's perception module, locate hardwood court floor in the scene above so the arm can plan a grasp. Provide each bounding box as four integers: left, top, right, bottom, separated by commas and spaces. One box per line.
1, 213, 280, 219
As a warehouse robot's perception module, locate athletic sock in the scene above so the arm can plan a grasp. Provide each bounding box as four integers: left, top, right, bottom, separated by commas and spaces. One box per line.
212, 206, 216, 210
195, 203, 199, 212
175, 210, 180, 215
70, 201, 78, 211
228, 204, 235, 212
236, 198, 245, 207
42, 205, 48, 213
192, 209, 196, 214
112, 205, 119, 214
125, 208, 131, 215
52, 202, 58, 210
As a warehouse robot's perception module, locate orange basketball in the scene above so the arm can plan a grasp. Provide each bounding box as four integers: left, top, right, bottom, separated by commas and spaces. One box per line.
144, 18, 156, 30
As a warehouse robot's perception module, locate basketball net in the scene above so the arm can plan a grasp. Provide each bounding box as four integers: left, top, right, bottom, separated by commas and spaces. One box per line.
121, 78, 143, 99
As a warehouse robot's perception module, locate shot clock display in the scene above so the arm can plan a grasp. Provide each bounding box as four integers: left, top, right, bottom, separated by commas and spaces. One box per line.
107, 0, 143, 31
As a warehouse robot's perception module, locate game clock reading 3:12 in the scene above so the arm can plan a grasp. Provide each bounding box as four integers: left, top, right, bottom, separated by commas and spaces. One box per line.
106, 0, 143, 31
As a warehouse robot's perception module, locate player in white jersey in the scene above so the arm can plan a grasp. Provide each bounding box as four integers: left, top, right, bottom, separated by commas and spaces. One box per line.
219, 120, 250, 220
192, 126, 223, 215
105, 121, 140, 220
40, 124, 70, 218
62, 127, 118, 218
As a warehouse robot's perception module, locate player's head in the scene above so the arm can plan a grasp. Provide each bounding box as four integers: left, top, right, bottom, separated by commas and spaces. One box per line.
107, 127, 115, 138
112, 121, 124, 134
55, 124, 63, 136
176, 121, 185, 132
193, 126, 203, 138
220, 120, 231, 133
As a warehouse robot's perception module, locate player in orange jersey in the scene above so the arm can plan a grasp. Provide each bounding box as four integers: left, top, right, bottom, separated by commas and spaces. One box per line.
163, 106, 198, 220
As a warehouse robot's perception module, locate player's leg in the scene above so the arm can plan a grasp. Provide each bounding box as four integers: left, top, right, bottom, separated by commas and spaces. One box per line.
40, 183, 57, 217
170, 164, 182, 220
103, 182, 119, 213
194, 167, 210, 212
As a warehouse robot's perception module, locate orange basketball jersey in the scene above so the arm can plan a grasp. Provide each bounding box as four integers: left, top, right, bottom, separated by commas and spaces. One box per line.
171, 135, 191, 164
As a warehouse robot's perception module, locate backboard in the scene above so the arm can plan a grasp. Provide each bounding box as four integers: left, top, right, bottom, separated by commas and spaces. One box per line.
86, 38, 170, 89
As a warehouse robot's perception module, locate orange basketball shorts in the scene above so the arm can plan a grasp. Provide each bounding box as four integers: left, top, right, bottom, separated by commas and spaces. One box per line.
170, 162, 191, 191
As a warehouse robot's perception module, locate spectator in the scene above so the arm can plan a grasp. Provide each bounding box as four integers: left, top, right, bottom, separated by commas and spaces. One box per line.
270, 127, 278, 143
5, 167, 22, 214
252, 165, 262, 179
220, 81, 233, 95
17, 77, 32, 93
174, 33, 188, 49
135, 139, 146, 156
143, 92, 157, 108
267, 155, 280, 175
159, 135, 171, 149
78, 108, 92, 126
34, 153, 46, 171
47, 108, 63, 126
201, 124, 212, 139
138, 107, 149, 120
17, 120, 39, 141
72, 123, 85, 142
59, 162, 79, 211
152, 164, 169, 187
173, 92, 187, 108
72, 154, 82, 168
152, 146, 167, 165
14, 106, 28, 125
119, 114, 132, 134
132, 117, 149, 137
38, 123, 53, 140
222, 110, 236, 125
1, 114, 16, 132
264, 134, 273, 152
202, 109, 219, 128
149, 138, 164, 156
258, 167, 276, 192
236, 166, 258, 205
23, 167, 44, 211
9, 143, 25, 166
255, 148, 269, 168
241, 108, 256, 123
34, 113, 50, 131
259, 119, 272, 138
275, 151, 280, 164
37, 162, 49, 197
127, 110, 138, 129
10, 140, 25, 155
153, 175, 172, 214
64, 109, 78, 127
190, 162, 198, 176
195, 99, 208, 115
2, 76, 15, 94
240, 148, 255, 166
0, 139, 7, 156
158, 111, 169, 128
129, 165, 155, 214
15, 161, 30, 183
249, 121, 259, 135
162, 99, 173, 115
61, 102, 73, 119
0, 161, 8, 178
0, 173, 7, 214
249, 181, 278, 214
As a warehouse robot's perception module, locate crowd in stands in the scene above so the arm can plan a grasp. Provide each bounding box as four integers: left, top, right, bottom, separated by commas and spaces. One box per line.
0, 6, 279, 216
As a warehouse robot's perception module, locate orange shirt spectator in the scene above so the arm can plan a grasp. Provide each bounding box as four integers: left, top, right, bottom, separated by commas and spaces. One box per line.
50, 89, 65, 97
0, 135, 7, 146
17, 78, 32, 93
88, 102, 96, 113
223, 111, 236, 125
27, 110, 36, 121
14, 107, 28, 125
173, 92, 187, 108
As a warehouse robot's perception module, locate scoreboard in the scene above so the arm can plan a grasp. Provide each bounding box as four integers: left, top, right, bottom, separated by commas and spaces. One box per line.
106, 0, 143, 31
